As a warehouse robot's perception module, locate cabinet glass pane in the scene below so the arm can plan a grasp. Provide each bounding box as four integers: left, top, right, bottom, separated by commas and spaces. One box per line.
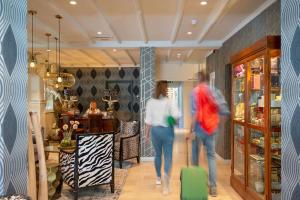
270, 56, 281, 199
249, 57, 265, 126
248, 129, 265, 198
233, 64, 246, 122
233, 124, 245, 180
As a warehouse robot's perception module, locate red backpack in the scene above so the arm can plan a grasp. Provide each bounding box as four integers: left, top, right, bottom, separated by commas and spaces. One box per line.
195, 83, 219, 135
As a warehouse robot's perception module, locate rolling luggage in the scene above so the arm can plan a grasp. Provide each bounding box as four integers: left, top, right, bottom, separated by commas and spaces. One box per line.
180, 138, 208, 200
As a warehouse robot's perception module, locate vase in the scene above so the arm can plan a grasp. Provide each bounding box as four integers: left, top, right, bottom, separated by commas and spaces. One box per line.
60, 133, 71, 147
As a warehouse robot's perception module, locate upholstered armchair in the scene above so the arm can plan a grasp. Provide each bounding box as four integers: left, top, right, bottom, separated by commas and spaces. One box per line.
59, 132, 114, 199
114, 121, 140, 168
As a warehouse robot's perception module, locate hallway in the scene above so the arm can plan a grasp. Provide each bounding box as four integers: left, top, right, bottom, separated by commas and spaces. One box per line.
119, 131, 242, 200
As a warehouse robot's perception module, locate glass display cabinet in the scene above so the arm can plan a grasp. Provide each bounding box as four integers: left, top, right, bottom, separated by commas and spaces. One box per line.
230, 36, 281, 200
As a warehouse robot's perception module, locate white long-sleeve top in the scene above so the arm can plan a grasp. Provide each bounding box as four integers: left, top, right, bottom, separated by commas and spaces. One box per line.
145, 97, 180, 127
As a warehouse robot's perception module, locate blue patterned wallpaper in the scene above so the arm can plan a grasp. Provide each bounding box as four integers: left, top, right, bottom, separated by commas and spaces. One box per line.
140, 47, 156, 157
63, 67, 140, 120
281, 0, 300, 199
0, 0, 27, 196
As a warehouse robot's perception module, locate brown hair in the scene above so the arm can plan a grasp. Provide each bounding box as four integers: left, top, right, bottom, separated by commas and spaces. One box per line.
154, 80, 168, 99
197, 71, 209, 83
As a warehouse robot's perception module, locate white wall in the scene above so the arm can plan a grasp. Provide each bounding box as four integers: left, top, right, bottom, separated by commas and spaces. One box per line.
156, 62, 205, 129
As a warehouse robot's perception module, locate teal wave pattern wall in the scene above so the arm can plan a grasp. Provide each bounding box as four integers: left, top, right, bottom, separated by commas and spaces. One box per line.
281, 0, 300, 199
0, 0, 28, 196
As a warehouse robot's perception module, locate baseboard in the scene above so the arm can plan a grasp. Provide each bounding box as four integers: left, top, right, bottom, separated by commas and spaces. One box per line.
141, 157, 154, 162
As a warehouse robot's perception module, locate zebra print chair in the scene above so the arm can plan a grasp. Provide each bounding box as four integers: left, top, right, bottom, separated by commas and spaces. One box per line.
59, 132, 114, 199
114, 121, 140, 168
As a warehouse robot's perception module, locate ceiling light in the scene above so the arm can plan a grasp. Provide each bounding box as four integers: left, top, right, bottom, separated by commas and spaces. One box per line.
191, 19, 198, 25
200, 1, 207, 5
113, 49, 117, 52
177, 53, 181, 57
30, 61, 35, 68
97, 31, 102, 35
187, 31, 192, 35
69, 0, 77, 5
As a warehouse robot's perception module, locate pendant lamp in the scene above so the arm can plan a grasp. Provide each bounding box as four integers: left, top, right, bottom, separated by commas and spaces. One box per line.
56, 15, 63, 83
45, 33, 51, 77
28, 10, 37, 68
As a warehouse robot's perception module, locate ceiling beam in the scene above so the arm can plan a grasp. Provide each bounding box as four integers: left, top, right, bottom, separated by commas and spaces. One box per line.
197, 0, 238, 43
78, 50, 105, 66
167, 49, 172, 61
185, 49, 194, 61
222, 0, 276, 43
170, 0, 186, 43
91, 0, 122, 43
102, 50, 121, 66
124, 50, 137, 66
45, 1, 94, 44
132, 0, 148, 43
34, 40, 222, 49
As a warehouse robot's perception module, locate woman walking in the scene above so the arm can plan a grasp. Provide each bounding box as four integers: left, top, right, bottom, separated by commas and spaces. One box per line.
145, 80, 180, 195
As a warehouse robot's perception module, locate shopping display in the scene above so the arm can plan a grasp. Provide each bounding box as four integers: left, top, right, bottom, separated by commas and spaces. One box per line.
230, 36, 281, 200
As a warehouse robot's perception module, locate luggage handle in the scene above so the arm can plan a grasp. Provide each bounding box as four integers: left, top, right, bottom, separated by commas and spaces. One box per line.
186, 137, 189, 167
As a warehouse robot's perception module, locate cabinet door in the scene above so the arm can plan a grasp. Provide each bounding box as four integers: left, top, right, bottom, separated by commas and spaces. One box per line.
269, 55, 281, 199
233, 64, 246, 122
233, 123, 245, 181
248, 129, 265, 199
248, 56, 265, 126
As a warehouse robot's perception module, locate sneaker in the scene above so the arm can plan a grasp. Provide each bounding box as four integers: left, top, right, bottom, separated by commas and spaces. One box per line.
156, 177, 161, 185
162, 175, 170, 195
209, 187, 217, 197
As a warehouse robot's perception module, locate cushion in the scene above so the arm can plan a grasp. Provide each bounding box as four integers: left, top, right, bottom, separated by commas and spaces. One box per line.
120, 121, 139, 137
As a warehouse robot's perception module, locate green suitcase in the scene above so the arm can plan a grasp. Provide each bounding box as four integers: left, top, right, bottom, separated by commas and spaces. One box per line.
180, 139, 208, 200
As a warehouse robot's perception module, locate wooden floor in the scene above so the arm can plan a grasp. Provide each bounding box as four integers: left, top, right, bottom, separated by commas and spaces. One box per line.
119, 131, 242, 200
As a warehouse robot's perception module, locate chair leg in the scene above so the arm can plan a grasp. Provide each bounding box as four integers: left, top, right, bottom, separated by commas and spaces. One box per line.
110, 183, 115, 193
137, 156, 140, 163
74, 189, 78, 200
119, 160, 123, 168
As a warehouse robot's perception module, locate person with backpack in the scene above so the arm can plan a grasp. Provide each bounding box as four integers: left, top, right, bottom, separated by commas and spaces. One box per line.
187, 71, 230, 197
145, 80, 180, 195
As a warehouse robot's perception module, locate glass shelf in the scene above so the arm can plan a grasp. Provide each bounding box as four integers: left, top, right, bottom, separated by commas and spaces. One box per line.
248, 56, 265, 126
233, 124, 245, 181
248, 129, 265, 196
233, 64, 246, 122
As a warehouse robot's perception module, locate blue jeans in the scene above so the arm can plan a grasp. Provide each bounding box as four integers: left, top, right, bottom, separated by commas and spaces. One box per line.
151, 126, 174, 177
192, 123, 217, 187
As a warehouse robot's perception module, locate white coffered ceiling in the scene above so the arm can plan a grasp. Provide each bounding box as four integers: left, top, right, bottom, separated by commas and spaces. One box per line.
28, 0, 276, 67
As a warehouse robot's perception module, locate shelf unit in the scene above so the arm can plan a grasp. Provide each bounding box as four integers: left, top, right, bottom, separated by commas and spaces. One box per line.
230, 36, 281, 200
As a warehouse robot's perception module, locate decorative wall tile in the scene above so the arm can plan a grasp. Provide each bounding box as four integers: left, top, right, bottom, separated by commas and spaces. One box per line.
133, 68, 139, 79
63, 67, 140, 121
282, 0, 300, 199
140, 47, 155, 157
2, 26, 17, 76
119, 68, 125, 79
0, 0, 27, 195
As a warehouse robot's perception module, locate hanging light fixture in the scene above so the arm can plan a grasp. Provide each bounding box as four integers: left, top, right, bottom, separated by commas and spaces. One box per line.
45, 33, 51, 77
28, 10, 37, 68
45, 14, 75, 90
56, 15, 63, 83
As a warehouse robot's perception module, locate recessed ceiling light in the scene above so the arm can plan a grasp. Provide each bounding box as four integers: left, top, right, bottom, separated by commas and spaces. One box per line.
177, 53, 181, 58
200, 1, 207, 5
187, 31, 193, 35
97, 31, 102, 35
191, 19, 198, 25
69, 0, 77, 5
113, 49, 117, 52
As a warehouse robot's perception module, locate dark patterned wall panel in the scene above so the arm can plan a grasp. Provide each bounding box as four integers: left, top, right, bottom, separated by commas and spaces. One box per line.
63, 67, 140, 120
0, 0, 27, 195
206, 1, 280, 159
281, 0, 300, 199
140, 47, 156, 157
